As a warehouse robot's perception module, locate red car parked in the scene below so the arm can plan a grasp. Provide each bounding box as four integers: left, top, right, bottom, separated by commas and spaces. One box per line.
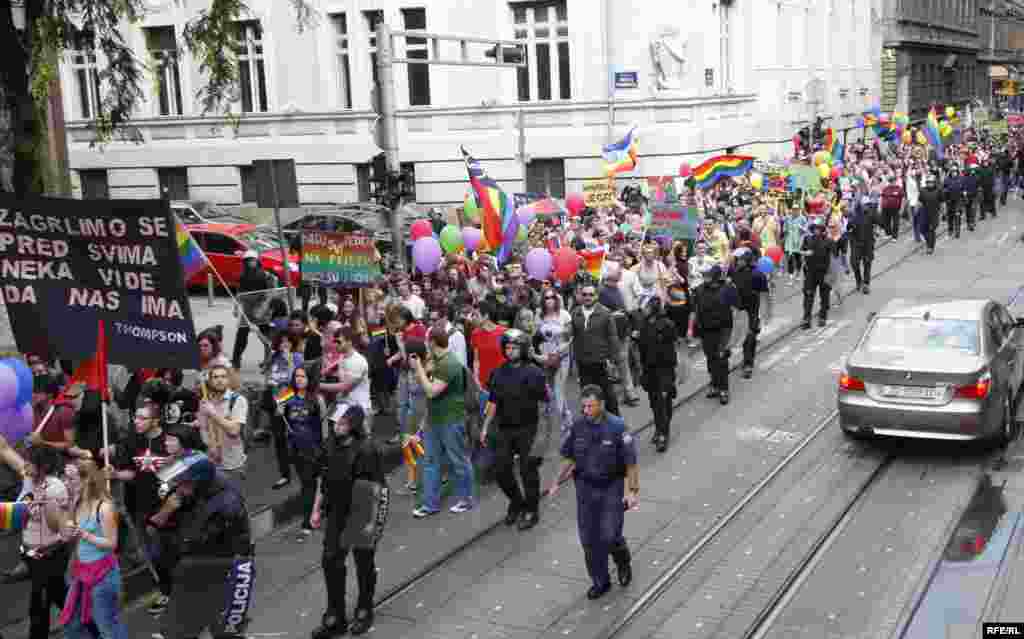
185, 223, 301, 288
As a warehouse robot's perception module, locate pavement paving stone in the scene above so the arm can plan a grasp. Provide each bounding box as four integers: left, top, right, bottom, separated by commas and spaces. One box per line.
536, 594, 640, 639
396, 616, 542, 639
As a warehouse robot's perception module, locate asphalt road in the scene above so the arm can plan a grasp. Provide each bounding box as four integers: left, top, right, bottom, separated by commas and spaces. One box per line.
7, 204, 1024, 639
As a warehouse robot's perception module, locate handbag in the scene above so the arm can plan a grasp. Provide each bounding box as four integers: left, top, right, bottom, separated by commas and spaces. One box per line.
338, 479, 390, 550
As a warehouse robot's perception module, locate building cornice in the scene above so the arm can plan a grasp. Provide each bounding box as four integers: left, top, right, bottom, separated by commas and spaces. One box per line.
394, 93, 759, 118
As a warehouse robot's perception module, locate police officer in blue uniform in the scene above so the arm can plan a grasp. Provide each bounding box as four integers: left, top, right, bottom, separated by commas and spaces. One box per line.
547, 385, 639, 600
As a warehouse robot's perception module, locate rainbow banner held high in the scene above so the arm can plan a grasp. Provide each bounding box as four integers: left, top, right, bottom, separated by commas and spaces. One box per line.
601, 127, 638, 175
0, 502, 28, 532
692, 155, 756, 190
175, 218, 206, 281
580, 248, 606, 280
462, 146, 517, 264
925, 107, 944, 160
301, 231, 383, 287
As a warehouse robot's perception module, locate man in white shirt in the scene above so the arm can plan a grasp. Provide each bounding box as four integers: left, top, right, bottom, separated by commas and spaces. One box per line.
330, 326, 373, 433
396, 278, 426, 321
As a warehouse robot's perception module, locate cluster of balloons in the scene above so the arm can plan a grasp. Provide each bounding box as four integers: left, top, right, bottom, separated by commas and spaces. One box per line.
521, 246, 581, 283
0, 358, 36, 443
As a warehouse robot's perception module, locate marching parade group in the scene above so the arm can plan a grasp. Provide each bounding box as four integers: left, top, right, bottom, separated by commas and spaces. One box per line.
0, 110, 1020, 639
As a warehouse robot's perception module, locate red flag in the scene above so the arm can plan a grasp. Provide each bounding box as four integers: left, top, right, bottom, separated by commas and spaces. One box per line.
56, 320, 110, 403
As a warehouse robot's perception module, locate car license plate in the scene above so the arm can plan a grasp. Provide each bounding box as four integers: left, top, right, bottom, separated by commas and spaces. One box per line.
882, 385, 942, 400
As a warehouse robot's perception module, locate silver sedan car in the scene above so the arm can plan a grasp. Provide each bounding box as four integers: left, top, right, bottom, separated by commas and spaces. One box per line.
838, 299, 1024, 443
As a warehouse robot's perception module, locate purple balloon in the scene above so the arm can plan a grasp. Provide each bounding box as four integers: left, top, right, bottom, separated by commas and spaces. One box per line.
462, 227, 483, 252
0, 363, 18, 411
516, 206, 536, 227
412, 236, 443, 274
0, 404, 32, 444
525, 247, 553, 281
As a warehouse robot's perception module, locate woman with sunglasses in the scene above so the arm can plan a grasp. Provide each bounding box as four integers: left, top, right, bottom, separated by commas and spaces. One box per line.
535, 289, 573, 437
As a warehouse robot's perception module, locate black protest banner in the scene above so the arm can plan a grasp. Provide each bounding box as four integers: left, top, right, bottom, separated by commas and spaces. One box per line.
0, 195, 199, 370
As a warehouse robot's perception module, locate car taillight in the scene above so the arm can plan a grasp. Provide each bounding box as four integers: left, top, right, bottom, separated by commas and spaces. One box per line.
839, 371, 866, 392
954, 373, 992, 400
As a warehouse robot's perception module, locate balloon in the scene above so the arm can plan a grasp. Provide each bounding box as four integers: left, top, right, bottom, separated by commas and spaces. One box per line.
678, 162, 692, 177
756, 256, 775, 274
0, 363, 17, 411
619, 223, 632, 235
830, 166, 842, 179
5, 359, 33, 409
553, 247, 578, 283
0, 404, 31, 444
463, 191, 481, 223
818, 163, 830, 179
439, 224, 463, 254
566, 193, 585, 216
462, 227, 482, 252
902, 129, 912, 144
765, 245, 784, 266
946, 106, 955, 119
410, 219, 433, 242
516, 206, 536, 227
813, 151, 831, 166
516, 224, 528, 243
525, 247, 553, 280
412, 236, 442, 274
749, 173, 763, 190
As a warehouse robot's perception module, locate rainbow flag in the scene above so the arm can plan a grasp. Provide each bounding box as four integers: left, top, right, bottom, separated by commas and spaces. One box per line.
925, 107, 944, 160
518, 197, 564, 219
275, 387, 295, 405
175, 218, 206, 281
601, 127, 638, 175
832, 140, 845, 165
692, 155, 755, 190
0, 502, 28, 532
462, 146, 517, 264
581, 248, 606, 280
824, 128, 835, 155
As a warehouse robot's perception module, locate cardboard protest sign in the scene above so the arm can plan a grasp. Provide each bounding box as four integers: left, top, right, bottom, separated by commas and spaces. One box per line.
583, 180, 616, 208
788, 165, 822, 195
649, 204, 699, 240
0, 195, 198, 369
301, 231, 382, 287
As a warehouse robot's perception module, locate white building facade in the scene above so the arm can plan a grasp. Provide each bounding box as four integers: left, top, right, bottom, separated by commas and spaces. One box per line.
63, 0, 882, 206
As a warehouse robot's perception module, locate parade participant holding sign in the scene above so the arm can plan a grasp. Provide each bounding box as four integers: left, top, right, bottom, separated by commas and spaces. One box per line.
309, 404, 386, 638
155, 453, 253, 639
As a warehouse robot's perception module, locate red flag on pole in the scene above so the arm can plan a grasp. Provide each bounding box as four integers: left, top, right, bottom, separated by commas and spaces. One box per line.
56, 320, 110, 403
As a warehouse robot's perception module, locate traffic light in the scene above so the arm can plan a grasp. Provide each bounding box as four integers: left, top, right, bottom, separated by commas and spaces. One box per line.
812, 117, 825, 148
798, 127, 811, 151
485, 44, 525, 64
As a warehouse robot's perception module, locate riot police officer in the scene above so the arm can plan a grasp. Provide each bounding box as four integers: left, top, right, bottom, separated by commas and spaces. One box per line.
635, 297, 678, 452
800, 218, 835, 329
979, 160, 997, 221
962, 166, 979, 231
480, 329, 550, 530
728, 248, 768, 379
692, 264, 739, 405
847, 195, 881, 294
943, 168, 963, 239
547, 385, 638, 600
919, 174, 943, 255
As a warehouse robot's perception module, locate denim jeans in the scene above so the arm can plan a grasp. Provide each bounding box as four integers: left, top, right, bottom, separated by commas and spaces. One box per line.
63, 566, 129, 639
398, 373, 426, 435
421, 421, 475, 512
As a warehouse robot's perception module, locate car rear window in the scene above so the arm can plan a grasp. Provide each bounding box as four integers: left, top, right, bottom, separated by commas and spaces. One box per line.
862, 317, 980, 355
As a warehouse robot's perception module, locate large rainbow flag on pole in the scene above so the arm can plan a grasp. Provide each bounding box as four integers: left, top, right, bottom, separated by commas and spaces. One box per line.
601, 127, 638, 175
692, 155, 755, 190
462, 146, 517, 264
925, 107, 944, 160
175, 217, 207, 281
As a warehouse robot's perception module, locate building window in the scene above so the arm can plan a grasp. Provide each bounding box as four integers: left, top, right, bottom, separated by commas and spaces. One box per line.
402, 8, 431, 106
356, 161, 416, 202
239, 165, 259, 203
68, 29, 100, 120
234, 21, 268, 113
364, 10, 385, 113
513, 1, 571, 102
79, 170, 108, 200
526, 159, 565, 198
158, 167, 189, 201
145, 26, 184, 116
330, 14, 353, 109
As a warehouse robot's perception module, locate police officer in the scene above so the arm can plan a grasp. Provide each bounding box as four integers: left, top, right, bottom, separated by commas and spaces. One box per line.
728, 248, 768, 379
962, 166, 979, 231
847, 194, 881, 295
692, 264, 739, 405
979, 159, 997, 221
156, 453, 253, 639
943, 167, 963, 239
800, 218, 834, 330
635, 297, 678, 452
919, 173, 943, 255
480, 329, 549, 530
547, 385, 638, 600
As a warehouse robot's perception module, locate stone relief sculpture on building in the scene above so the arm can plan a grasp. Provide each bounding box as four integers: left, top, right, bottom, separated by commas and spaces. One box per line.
650, 26, 688, 91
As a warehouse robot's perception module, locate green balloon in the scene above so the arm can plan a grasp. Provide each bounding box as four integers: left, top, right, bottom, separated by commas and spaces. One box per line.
440, 224, 463, 254
516, 224, 528, 243
463, 191, 481, 223
619, 223, 632, 235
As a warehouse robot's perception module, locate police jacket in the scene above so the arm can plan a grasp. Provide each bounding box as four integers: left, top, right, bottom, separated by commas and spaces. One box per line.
729, 265, 768, 312
317, 436, 385, 525
800, 234, 834, 276
177, 472, 252, 557
918, 186, 943, 223
847, 202, 879, 250
962, 172, 979, 196
571, 303, 622, 366
692, 280, 738, 333
635, 313, 678, 372
559, 413, 637, 486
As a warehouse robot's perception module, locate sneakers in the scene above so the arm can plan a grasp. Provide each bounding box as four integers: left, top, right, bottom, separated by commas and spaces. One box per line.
349, 608, 374, 636
742, 365, 753, 379
449, 499, 474, 514
412, 506, 440, 519
272, 477, 291, 490
719, 390, 730, 405
297, 527, 313, 542
146, 594, 170, 616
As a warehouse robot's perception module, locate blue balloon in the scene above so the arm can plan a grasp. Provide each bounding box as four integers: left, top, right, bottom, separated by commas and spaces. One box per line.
756, 255, 776, 274
3, 359, 34, 408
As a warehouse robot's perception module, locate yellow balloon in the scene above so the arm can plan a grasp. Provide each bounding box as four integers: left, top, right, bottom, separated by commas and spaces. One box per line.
818, 163, 830, 179
945, 106, 955, 119
750, 173, 763, 190
902, 129, 912, 144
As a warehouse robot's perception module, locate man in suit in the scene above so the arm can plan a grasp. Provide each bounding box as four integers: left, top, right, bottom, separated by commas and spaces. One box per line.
571, 280, 623, 416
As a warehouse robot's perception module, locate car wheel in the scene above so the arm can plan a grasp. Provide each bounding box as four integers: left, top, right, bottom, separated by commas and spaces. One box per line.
997, 392, 1016, 447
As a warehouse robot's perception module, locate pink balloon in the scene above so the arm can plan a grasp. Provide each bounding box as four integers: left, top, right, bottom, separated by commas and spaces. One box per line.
566, 193, 585, 216
679, 162, 692, 177
410, 219, 432, 241
525, 248, 553, 280
462, 227, 482, 252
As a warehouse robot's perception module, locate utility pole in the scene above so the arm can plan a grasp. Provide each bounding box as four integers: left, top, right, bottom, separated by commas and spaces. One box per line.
372, 22, 526, 272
